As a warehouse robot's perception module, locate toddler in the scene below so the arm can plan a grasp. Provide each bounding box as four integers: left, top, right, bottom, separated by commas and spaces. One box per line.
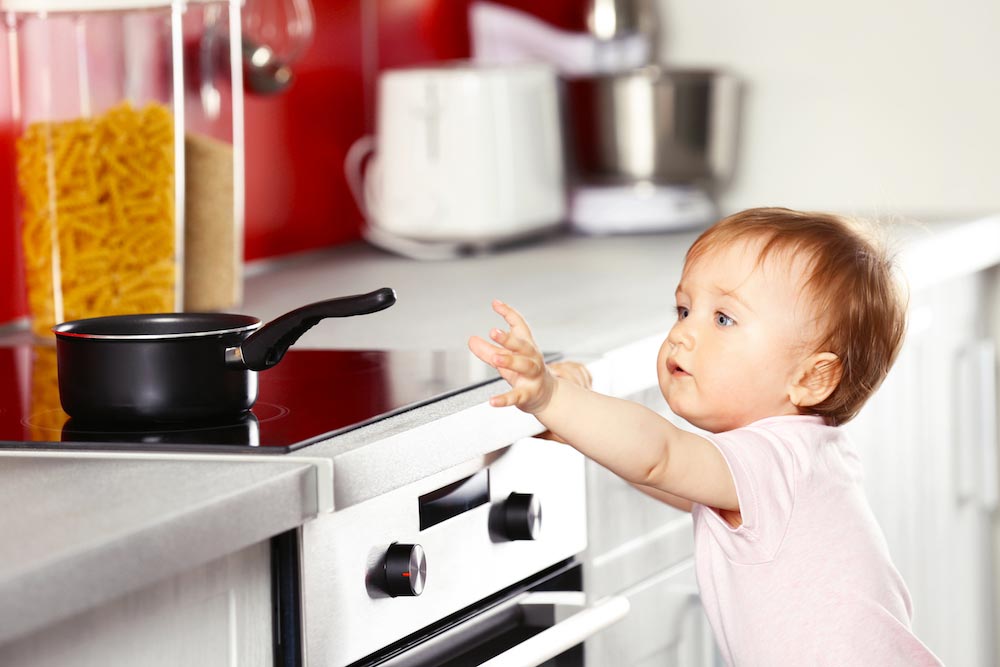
469, 207, 942, 666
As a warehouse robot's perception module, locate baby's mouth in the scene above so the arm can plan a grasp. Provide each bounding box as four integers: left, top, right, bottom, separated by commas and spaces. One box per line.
668, 360, 690, 376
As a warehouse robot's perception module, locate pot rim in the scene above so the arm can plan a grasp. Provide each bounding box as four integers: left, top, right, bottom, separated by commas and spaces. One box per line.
52, 317, 263, 340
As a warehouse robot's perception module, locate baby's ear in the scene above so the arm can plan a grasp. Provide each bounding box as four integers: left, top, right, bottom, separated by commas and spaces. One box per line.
789, 352, 842, 408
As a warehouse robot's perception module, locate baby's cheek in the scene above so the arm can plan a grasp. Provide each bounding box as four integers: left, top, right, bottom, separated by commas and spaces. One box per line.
655, 340, 670, 367
655, 369, 673, 401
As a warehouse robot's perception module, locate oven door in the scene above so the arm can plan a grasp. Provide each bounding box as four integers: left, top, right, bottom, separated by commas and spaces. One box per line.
358, 564, 629, 667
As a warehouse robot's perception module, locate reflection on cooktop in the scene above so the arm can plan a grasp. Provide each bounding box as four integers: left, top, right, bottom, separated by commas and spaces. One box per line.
0, 346, 509, 453
62, 413, 263, 447
27, 401, 289, 442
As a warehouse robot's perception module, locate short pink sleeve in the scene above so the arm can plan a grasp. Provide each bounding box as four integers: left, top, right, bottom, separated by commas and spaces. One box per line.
693, 426, 797, 564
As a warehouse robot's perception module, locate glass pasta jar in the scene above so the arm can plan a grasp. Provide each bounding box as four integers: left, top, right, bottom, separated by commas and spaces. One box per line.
2, 0, 245, 337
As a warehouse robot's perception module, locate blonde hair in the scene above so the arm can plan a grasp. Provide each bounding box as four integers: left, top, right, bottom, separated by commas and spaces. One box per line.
686, 207, 907, 426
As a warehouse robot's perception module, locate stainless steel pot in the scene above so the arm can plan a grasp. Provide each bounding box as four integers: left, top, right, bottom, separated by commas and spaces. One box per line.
563, 67, 740, 186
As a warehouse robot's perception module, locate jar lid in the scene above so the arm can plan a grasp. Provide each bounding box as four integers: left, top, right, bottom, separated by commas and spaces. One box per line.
0, 0, 223, 12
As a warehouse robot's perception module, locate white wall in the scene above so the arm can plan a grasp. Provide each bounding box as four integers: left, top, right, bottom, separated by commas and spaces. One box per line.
656, 0, 1000, 219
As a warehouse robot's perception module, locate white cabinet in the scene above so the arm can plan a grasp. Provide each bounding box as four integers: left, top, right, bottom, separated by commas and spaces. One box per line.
0, 541, 274, 667
582, 446, 718, 667
583, 342, 719, 667
586, 559, 717, 667
846, 267, 999, 667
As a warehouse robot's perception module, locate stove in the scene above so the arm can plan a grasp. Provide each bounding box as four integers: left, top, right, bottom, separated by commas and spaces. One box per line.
0, 344, 623, 667
0, 344, 512, 454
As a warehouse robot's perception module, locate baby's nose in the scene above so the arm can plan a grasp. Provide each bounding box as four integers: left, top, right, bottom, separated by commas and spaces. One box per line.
667, 322, 693, 348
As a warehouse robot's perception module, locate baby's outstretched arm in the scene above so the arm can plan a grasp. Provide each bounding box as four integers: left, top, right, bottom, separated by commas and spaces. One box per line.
469, 300, 738, 511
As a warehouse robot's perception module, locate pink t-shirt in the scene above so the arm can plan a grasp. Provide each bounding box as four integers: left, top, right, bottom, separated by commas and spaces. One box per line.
692, 415, 942, 666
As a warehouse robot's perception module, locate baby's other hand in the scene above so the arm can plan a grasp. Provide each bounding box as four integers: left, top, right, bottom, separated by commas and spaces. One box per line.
549, 361, 592, 390
468, 300, 556, 414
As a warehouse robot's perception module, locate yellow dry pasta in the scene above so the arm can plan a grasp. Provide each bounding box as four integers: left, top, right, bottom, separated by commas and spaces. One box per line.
16, 101, 176, 337
29, 346, 64, 438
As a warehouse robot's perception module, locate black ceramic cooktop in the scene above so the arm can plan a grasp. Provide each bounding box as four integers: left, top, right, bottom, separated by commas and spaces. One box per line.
0, 345, 514, 454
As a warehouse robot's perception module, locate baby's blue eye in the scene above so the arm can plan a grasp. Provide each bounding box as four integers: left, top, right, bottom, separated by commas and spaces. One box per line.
716, 312, 735, 327
676, 306, 689, 320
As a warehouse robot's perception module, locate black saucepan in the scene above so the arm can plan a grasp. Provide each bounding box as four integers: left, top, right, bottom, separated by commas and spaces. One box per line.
52, 287, 396, 423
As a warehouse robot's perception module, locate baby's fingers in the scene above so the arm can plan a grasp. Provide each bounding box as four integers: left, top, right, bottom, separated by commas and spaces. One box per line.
489, 388, 522, 408
492, 300, 534, 339
468, 335, 504, 368
494, 351, 544, 377
549, 361, 593, 390
489, 327, 537, 355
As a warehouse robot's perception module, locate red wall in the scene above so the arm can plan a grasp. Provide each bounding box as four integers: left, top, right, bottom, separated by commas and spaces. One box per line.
0, 122, 23, 326
0, 0, 587, 325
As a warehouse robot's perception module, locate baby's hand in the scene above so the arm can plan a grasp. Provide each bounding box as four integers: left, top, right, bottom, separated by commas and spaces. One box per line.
468, 300, 556, 414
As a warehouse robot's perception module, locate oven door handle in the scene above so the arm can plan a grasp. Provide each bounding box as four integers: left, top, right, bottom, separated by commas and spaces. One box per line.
478, 592, 630, 667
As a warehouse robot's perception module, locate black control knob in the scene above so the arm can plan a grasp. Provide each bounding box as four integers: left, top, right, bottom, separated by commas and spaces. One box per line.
383, 543, 426, 597
501, 492, 541, 541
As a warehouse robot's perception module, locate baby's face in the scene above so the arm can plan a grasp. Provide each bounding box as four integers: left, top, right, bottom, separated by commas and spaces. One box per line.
657, 240, 822, 433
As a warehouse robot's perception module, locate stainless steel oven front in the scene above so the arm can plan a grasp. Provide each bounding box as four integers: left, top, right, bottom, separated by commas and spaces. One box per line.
280, 437, 626, 667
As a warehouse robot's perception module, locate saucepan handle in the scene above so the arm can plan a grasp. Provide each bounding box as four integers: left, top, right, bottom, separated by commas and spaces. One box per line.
236, 287, 396, 370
